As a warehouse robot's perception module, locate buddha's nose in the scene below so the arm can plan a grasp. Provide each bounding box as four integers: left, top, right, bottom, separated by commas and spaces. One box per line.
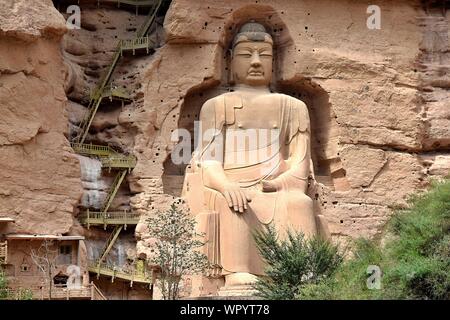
250, 52, 262, 67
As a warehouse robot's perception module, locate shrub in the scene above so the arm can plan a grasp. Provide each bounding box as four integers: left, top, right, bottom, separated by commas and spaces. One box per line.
253, 225, 343, 300
298, 179, 450, 300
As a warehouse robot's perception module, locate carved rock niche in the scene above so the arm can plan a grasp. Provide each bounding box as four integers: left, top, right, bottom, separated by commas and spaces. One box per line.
162, 4, 347, 200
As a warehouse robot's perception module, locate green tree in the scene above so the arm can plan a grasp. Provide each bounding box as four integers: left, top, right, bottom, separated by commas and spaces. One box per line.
0, 268, 33, 300
0, 268, 7, 299
253, 225, 343, 300
147, 201, 209, 300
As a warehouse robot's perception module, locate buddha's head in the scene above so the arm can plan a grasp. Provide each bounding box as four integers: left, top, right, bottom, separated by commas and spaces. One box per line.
230, 22, 273, 87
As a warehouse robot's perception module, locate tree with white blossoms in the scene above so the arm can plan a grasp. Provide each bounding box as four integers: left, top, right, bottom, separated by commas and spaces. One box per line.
147, 201, 209, 300
30, 240, 59, 300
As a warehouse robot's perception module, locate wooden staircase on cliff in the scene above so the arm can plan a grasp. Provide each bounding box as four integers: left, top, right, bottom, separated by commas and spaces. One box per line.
5, 282, 107, 300
80, 209, 140, 229
62, 0, 166, 289
71, 143, 137, 169
72, 0, 163, 144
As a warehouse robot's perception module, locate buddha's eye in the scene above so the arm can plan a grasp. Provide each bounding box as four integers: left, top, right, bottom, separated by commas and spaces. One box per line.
260, 51, 272, 57
237, 52, 252, 57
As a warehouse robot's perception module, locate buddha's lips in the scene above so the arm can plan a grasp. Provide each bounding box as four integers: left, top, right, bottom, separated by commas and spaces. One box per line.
248, 70, 264, 76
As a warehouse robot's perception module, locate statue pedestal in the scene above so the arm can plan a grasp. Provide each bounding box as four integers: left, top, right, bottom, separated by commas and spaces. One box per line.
187, 275, 224, 297
186, 274, 260, 299
184, 294, 260, 300
217, 285, 259, 298
217, 272, 259, 297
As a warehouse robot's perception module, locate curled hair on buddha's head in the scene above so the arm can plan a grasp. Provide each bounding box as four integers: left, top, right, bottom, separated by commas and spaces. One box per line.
228, 21, 274, 86
232, 21, 273, 49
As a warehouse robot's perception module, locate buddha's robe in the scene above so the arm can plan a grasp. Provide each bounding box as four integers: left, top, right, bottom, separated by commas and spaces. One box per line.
183, 92, 317, 276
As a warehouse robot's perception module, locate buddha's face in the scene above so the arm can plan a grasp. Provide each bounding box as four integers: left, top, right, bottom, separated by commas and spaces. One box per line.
231, 40, 273, 87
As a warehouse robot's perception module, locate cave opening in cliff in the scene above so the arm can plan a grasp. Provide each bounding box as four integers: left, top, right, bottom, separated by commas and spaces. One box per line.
277, 78, 349, 191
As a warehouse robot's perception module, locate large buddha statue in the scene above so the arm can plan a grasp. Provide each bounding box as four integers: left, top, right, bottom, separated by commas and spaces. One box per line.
182, 22, 317, 293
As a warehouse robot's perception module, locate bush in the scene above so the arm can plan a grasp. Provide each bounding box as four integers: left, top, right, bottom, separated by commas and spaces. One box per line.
0, 269, 33, 300
298, 179, 450, 300
0, 269, 7, 299
384, 180, 450, 299
253, 226, 343, 300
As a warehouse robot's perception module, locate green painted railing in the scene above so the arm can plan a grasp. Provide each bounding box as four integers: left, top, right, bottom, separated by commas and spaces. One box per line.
88, 259, 152, 285
80, 209, 140, 228
3, 282, 106, 300
100, 156, 136, 169
71, 143, 136, 169
71, 142, 115, 157
120, 36, 155, 55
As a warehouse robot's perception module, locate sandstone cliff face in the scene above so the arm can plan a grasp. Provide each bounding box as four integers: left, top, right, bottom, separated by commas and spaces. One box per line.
0, 0, 82, 235
130, 0, 450, 255
418, 8, 450, 174
0, 0, 448, 299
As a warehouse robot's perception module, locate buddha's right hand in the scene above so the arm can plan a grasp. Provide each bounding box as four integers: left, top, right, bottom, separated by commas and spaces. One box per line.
220, 183, 251, 213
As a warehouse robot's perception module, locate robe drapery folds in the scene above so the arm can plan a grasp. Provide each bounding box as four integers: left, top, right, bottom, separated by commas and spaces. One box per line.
182, 93, 316, 276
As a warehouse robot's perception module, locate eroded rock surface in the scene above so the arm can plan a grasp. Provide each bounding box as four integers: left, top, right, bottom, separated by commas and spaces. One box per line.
0, 0, 82, 235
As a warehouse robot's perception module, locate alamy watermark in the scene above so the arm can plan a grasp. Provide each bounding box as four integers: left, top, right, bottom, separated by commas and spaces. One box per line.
366, 5, 381, 30
366, 265, 382, 289
171, 121, 281, 170
66, 5, 81, 30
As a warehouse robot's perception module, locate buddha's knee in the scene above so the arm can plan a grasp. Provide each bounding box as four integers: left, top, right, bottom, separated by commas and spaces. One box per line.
291, 192, 314, 212
287, 193, 316, 235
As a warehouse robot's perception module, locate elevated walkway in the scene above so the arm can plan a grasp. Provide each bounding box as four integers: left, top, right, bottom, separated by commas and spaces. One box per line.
70, 143, 136, 169
101, 157, 136, 170
101, 170, 128, 214
120, 36, 155, 55
80, 210, 139, 229
94, 82, 132, 102
88, 260, 153, 286
4, 282, 107, 300
71, 142, 119, 157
